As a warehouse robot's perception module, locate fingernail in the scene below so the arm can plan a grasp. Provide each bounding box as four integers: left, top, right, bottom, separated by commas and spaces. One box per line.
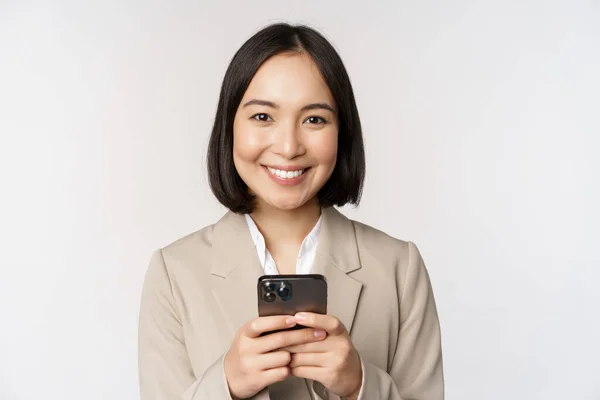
314, 329, 326, 338
286, 317, 296, 325
295, 313, 307, 321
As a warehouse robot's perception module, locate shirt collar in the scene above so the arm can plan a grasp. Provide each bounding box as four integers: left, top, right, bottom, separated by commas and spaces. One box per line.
244, 213, 322, 272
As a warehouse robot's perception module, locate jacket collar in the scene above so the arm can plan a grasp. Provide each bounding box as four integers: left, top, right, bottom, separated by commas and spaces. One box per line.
210, 207, 362, 276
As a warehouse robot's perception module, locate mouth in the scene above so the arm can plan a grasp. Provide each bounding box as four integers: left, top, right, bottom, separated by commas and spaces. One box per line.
265, 166, 310, 180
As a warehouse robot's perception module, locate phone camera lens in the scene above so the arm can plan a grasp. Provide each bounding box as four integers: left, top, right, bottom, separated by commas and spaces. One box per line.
263, 292, 276, 302
277, 281, 291, 300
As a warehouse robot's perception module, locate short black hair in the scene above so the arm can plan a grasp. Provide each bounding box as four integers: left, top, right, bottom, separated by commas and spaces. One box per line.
207, 23, 365, 214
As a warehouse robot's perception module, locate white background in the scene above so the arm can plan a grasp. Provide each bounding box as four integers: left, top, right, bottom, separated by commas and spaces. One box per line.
1, 1, 598, 399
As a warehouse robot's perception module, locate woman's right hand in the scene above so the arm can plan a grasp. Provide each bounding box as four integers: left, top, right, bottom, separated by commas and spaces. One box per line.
224, 315, 327, 399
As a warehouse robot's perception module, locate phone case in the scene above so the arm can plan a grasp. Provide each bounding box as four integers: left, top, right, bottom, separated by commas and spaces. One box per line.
257, 274, 327, 332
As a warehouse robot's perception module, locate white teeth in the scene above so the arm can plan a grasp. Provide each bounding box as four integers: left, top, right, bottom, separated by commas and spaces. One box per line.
267, 167, 305, 179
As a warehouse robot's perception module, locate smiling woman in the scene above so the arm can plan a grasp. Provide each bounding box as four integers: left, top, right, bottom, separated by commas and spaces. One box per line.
206, 25, 365, 217
139, 23, 443, 400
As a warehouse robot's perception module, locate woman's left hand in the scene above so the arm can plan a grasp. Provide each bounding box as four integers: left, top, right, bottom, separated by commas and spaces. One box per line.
284, 312, 362, 399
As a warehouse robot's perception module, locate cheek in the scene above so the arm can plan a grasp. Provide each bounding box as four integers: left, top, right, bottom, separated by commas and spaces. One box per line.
309, 129, 338, 168
233, 121, 265, 164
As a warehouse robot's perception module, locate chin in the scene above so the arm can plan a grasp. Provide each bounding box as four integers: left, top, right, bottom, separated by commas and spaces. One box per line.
263, 195, 310, 211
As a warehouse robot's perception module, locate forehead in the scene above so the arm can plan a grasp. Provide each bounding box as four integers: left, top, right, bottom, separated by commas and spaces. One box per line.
241, 52, 335, 108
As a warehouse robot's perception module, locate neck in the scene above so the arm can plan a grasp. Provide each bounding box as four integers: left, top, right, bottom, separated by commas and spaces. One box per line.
250, 199, 321, 246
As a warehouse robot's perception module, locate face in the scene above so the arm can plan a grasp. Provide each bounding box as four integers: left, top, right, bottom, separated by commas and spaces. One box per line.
233, 52, 338, 212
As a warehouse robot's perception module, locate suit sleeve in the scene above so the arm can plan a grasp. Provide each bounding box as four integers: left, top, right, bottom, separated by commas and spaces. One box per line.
356, 241, 444, 400
138, 250, 234, 400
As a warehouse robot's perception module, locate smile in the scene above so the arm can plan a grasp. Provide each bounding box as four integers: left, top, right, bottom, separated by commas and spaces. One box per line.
266, 167, 306, 179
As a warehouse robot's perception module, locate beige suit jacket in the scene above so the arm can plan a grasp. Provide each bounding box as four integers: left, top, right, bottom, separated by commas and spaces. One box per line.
139, 207, 444, 399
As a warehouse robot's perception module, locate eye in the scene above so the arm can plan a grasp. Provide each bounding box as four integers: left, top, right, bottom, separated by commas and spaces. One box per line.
304, 116, 327, 125
251, 113, 273, 122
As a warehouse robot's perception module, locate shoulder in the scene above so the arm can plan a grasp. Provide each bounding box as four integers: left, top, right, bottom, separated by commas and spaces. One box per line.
351, 218, 411, 263
150, 210, 247, 276
160, 223, 215, 262
347, 215, 425, 287
147, 215, 224, 281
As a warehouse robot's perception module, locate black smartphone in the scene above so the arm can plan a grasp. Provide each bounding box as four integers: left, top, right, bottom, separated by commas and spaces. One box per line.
257, 274, 327, 333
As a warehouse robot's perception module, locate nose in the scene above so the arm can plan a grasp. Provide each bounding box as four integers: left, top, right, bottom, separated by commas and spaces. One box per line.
272, 121, 306, 159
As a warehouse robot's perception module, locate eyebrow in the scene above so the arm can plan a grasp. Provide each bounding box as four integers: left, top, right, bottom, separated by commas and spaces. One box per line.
242, 99, 336, 113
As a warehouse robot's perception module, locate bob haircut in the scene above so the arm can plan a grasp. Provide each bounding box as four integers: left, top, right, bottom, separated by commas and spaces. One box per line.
207, 23, 365, 214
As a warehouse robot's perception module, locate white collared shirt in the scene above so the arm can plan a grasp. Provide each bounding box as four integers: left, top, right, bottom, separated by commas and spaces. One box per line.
244, 214, 322, 275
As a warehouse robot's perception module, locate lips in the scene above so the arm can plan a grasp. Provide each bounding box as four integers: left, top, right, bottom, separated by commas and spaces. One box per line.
266, 167, 306, 179
262, 165, 311, 186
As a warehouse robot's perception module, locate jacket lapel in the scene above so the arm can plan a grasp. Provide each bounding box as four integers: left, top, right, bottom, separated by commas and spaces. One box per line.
313, 207, 363, 335
211, 211, 264, 337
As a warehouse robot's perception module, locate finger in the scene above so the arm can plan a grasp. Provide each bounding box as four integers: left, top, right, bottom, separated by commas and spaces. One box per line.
294, 313, 346, 336
283, 341, 328, 353
251, 351, 291, 370
243, 315, 297, 338
290, 366, 328, 382
289, 352, 328, 368
257, 367, 290, 388
255, 327, 327, 353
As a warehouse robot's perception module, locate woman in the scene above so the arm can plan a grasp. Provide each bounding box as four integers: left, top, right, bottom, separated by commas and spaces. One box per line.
139, 23, 443, 400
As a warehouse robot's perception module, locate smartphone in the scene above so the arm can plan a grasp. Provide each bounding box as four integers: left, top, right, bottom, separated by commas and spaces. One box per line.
257, 274, 327, 333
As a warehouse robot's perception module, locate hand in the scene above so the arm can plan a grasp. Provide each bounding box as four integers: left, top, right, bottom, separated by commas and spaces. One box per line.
223, 315, 328, 399
285, 312, 363, 399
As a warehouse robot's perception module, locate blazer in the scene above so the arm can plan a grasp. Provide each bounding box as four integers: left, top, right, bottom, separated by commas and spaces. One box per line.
138, 207, 444, 399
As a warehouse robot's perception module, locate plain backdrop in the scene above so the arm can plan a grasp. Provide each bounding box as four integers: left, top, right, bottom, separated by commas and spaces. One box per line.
1, 1, 598, 399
